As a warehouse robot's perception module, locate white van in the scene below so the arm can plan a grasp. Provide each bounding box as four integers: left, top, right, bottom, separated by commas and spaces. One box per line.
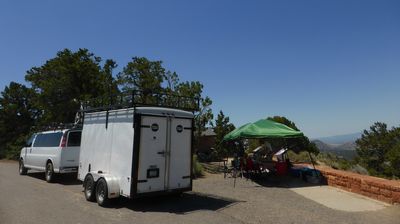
78, 106, 194, 206
19, 128, 82, 182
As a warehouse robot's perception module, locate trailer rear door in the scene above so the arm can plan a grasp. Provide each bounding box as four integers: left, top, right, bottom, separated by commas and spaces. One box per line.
137, 116, 168, 193
168, 118, 192, 189
136, 115, 192, 194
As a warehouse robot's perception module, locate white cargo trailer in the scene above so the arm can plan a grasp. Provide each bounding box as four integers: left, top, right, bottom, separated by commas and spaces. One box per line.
78, 106, 194, 206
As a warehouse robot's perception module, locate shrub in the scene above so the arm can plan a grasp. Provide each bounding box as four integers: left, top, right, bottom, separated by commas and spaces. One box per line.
350, 164, 369, 175
287, 151, 316, 164
0, 135, 27, 160
192, 155, 203, 178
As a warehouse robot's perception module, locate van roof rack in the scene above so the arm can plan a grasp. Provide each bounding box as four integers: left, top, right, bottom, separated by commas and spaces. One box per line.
33, 123, 83, 132
80, 90, 200, 113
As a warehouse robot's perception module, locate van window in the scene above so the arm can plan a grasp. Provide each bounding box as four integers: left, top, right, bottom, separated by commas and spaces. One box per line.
26, 135, 36, 147
67, 131, 81, 147
33, 132, 63, 147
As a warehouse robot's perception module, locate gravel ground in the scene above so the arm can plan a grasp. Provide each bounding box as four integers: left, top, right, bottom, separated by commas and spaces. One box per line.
0, 160, 399, 224
196, 173, 400, 224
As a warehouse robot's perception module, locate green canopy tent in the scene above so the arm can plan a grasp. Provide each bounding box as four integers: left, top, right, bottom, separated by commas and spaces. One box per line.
223, 119, 318, 180
222, 123, 252, 142
223, 119, 303, 141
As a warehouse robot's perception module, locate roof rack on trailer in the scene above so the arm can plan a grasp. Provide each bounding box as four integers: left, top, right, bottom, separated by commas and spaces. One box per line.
79, 90, 200, 113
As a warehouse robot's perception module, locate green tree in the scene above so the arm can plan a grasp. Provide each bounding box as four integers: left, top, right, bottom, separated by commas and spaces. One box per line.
386, 139, 400, 178
25, 48, 115, 124
175, 81, 213, 147
164, 71, 179, 93
356, 122, 400, 178
0, 82, 38, 159
268, 116, 299, 130
117, 57, 165, 104
267, 116, 319, 155
1, 51, 214, 160
116, 57, 213, 146
102, 59, 120, 104
213, 110, 235, 158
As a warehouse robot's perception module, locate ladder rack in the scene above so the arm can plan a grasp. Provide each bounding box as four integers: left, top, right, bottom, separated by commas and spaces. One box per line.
80, 90, 200, 113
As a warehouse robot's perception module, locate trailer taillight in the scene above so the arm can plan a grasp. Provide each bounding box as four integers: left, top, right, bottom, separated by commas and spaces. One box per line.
60, 133, 67, 147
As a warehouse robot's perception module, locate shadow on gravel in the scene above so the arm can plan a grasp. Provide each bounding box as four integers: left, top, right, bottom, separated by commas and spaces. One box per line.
250, 174, 327, 189
108, 192, 240, 214
27, 172, 82, 185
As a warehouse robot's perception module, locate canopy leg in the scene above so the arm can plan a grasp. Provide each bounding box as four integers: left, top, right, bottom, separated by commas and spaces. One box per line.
307, 151, 316, 171
307, 151, 321, 182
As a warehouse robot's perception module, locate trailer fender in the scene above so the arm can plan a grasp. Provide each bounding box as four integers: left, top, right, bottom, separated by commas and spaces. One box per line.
102, 175, 120, 199
86, 172, 101, 182
86, 172, 120, 199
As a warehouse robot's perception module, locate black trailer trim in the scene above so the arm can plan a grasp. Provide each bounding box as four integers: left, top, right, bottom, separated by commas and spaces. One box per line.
137, 180, 147, 183
182, 175, 190, 179
105, 110, 109, 129
173, 115, 196, 120
136, 113, 165, 118
190, 118, 194, 189
140, 125, 150, 128
130, 113, 142, 197
135, 113, 193, 120
184, 127, 192, 130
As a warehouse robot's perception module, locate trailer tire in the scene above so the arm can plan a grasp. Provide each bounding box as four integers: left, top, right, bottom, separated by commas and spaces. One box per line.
84, 175, 96, 202
96, 178, 109, 207
19, 159, 28, 175
45, 161, 55, 183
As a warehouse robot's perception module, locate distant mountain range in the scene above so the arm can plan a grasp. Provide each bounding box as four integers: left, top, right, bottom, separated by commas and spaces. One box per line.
312, 139, 357, 160
311, 132, 361, 160
312, 139, 356, 151
313, 132, 361, 145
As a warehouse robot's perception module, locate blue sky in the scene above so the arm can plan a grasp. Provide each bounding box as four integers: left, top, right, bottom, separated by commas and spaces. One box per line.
0, 0, 399, 138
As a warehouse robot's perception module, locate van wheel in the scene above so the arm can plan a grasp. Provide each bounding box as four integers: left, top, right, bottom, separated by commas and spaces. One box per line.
19, 160, 28, 175
45, 162, 55, 183
84, 175, 96, 202
96, 178, 109, 207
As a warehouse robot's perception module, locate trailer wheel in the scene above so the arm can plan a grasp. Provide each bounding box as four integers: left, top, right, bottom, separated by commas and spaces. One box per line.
84, 175, 96, 202
45, 162, 55, 183
96, 178, 109, 207
19, 159, 28, 175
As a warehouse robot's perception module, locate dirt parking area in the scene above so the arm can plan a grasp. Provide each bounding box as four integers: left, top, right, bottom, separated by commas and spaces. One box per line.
1, 161, 399, 224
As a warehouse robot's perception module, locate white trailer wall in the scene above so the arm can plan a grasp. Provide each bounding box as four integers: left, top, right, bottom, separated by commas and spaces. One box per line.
79, 108, 134, 197
108, 109, 134, 196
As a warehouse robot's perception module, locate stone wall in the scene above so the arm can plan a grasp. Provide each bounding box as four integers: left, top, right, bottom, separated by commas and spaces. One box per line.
317, 166, 400, 204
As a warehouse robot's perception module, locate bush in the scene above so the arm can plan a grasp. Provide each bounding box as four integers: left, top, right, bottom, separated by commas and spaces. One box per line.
0, 147, 5, 159
287, 151, 314, 163
356, 122, 400, 179
350, 164, 369, 175
192, 155, 203, 178
3, 146, 21, 160
0, 136, 25, 160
